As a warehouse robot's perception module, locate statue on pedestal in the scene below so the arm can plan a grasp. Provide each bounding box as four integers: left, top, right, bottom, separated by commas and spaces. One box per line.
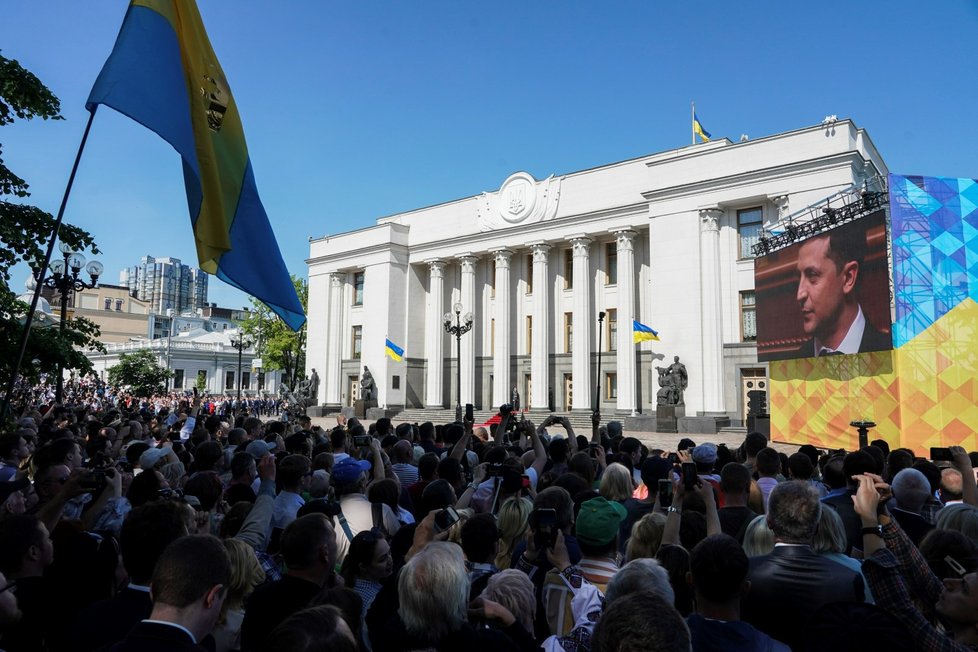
360, 366, 376, 401
656, 355, 688, 406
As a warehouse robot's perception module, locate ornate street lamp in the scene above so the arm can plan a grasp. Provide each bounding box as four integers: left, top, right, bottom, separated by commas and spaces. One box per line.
443, 302, 473, 422
230, 330, 253, 409
33, 242, 102, 403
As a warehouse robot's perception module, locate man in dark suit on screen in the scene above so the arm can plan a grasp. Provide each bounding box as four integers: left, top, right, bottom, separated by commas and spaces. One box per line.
795, 228, 890, 357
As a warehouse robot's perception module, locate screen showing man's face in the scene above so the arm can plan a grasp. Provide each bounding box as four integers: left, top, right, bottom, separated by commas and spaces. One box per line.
796, 236, 856, 344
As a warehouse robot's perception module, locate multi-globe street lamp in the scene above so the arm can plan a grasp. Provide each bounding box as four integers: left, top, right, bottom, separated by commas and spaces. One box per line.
443, 302, 473, 422
230, 331, 253, 410
33, 242, 102, 403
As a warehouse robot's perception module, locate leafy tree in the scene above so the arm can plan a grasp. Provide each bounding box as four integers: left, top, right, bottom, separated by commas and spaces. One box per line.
195, 371, 207, 393
0, 52, 103, 389
107, 349, 171, 396
240, 276, 307, 389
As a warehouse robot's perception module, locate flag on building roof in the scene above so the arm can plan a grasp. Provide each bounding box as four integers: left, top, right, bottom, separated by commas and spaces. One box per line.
385, 338, 405, 362
86, 0, 306, 331
693, 111, 711, 142
633, 320, 660, 343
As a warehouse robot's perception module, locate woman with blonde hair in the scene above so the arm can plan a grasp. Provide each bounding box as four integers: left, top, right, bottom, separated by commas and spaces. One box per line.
624, 511, 667, 562
213, 538, 266, 652
494, 496, 532, 569
600, 463, 635, 503
742, 514, 775, 557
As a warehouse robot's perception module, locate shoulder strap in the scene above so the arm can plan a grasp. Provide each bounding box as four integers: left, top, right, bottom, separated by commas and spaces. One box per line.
371, 502, 389, 538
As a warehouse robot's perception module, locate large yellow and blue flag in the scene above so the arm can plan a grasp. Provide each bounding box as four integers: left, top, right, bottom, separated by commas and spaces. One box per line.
633, 320, 660, 343
86, 0, 306, 331
385, 338, 405, 362
693, 112, 711, 142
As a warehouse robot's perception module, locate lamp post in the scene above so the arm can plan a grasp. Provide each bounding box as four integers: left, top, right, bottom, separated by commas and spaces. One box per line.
230, 331, 252, 410
593, 311, 606, 439
34, 242, 102, 403
443, 302, 473, 422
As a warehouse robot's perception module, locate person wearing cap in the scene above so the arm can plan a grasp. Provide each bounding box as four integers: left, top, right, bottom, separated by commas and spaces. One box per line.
329, 440, 401, 565
536, 496, 625, 637
139, 445, 178, 475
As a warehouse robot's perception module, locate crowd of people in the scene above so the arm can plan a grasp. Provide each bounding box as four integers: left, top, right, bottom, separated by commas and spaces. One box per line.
0, 387, 976, 651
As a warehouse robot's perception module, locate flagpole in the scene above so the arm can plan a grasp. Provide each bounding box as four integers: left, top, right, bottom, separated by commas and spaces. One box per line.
1, 108, 98, 422
691, 101, 695, 145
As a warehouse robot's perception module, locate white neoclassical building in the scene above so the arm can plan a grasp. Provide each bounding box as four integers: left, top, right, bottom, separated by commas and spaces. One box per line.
305, 120, 887, 428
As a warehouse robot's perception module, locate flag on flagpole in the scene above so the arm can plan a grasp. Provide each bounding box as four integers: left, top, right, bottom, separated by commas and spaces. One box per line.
86, 0, 306, 331
385, 338, 405, 362
633, 320, 660, 343
693, 112, 712, 142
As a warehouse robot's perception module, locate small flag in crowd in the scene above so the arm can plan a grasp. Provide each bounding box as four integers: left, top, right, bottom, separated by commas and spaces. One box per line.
633, 320, 660, 343
385, 338, 405, 362
86, 0, 306, 331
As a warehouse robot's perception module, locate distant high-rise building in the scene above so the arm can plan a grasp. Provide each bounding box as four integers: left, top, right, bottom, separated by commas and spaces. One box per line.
119, 256, 208, 313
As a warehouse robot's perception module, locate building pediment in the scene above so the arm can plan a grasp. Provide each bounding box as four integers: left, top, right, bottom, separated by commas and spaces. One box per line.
477, 172, 562, 232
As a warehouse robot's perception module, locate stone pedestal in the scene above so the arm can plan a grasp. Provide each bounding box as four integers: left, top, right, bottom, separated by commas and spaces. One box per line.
625, 414, 658, 434
747, 415, 771, 439
679, 412, 732, 434
354, 399, 378, 418
308, 404, 339, 418
340, 406, 356, 420
656, 405, 685, 434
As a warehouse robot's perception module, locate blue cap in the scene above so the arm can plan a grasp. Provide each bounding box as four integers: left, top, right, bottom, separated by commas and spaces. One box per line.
332, 458, 372, 485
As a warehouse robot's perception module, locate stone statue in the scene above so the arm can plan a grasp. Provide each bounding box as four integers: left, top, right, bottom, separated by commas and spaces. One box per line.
360, 366, 376, 401
655, 356, 688, 407
280, 377, 315, 416
511, 385, 520, 412
309, 368, 320, 398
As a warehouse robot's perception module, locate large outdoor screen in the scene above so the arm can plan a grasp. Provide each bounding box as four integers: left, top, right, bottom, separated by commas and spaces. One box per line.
754, 210, 892, 362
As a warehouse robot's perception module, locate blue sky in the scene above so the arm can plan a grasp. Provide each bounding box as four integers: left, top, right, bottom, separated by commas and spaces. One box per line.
3, 1, 977, 311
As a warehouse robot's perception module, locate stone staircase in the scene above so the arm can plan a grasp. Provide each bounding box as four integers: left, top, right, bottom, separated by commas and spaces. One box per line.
394, 407, 598, 433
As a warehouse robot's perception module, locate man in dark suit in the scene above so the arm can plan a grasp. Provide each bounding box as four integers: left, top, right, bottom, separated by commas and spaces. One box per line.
74, 501, 189, 651
110, 535, 230, 652
795, 228, 891, 357
742, 481, 865, 651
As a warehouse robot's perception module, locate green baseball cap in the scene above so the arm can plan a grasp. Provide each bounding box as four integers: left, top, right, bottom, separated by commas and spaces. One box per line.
576, 496, 627, 546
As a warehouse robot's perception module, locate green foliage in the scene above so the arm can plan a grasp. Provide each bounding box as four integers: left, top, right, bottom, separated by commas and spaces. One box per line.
240, 276, 307, 388
0, 52, 103, 387
195, 371, 207, 392
107, 349, 172, 396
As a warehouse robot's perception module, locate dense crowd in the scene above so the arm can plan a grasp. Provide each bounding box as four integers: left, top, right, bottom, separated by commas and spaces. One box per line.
0, 388, 975, 652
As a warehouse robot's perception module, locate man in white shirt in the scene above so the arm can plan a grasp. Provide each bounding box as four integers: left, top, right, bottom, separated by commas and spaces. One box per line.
330, 452, 400, 565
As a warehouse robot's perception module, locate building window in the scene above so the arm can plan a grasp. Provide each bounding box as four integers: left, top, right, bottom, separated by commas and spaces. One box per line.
564, 313, 573, 353
526, 316, 532, 355
490, 260, 496, 299
173, 369, 184, 389
242, 371, 251, 389
741, 290, 757, 341
392, 375, 400, 390
115, 299, 123, 311
564, 249, 573, 290
738, 207, 763, 259
605, 373, 617, 400
353, 272, 365, 305
352, 325, 362, 359
607, 309, 617, 351
226, 370, 235, 390
605, 243, 618, 285
104, 298, 112, 310
525, 255, 533, 294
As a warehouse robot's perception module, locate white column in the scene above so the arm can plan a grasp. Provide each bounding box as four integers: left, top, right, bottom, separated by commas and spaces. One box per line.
458, 255, 478, 407
324, 272, 345, 406
530, 242, 550, 409
491, 249, 513, 409
570, 236, 592, 411
425, 260, 446, 408
614, 230, 637, 414
699, 209, 725, 412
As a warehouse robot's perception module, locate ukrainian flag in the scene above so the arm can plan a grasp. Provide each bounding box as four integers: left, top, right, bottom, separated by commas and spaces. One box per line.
86, 0, 306, 331
385, 339, 405, 362
633, 320, 660, 343
693, 112, 712, 142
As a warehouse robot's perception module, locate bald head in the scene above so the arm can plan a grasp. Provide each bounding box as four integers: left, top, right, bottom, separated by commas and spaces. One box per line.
393, 440, 414, 464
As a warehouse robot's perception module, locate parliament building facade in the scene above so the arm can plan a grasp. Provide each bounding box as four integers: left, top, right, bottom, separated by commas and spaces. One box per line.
305, 120, 887, 426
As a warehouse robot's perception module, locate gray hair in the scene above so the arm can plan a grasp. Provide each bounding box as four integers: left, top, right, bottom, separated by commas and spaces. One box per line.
605, 558, 674, 606
812, 502, 847, 554
937, 503, 978, 540
891, 468, 932, 513
483, 569, 536, 632
743, 514, 775, 557
398, 542, 468, 640
766, 481, 821, 543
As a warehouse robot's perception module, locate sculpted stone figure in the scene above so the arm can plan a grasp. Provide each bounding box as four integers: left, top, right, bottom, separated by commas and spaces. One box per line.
360, 366, 376, 401
656, 356, 688, 406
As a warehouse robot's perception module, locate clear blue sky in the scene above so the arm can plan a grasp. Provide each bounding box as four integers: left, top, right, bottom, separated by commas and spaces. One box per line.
3, 1, 977, 311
